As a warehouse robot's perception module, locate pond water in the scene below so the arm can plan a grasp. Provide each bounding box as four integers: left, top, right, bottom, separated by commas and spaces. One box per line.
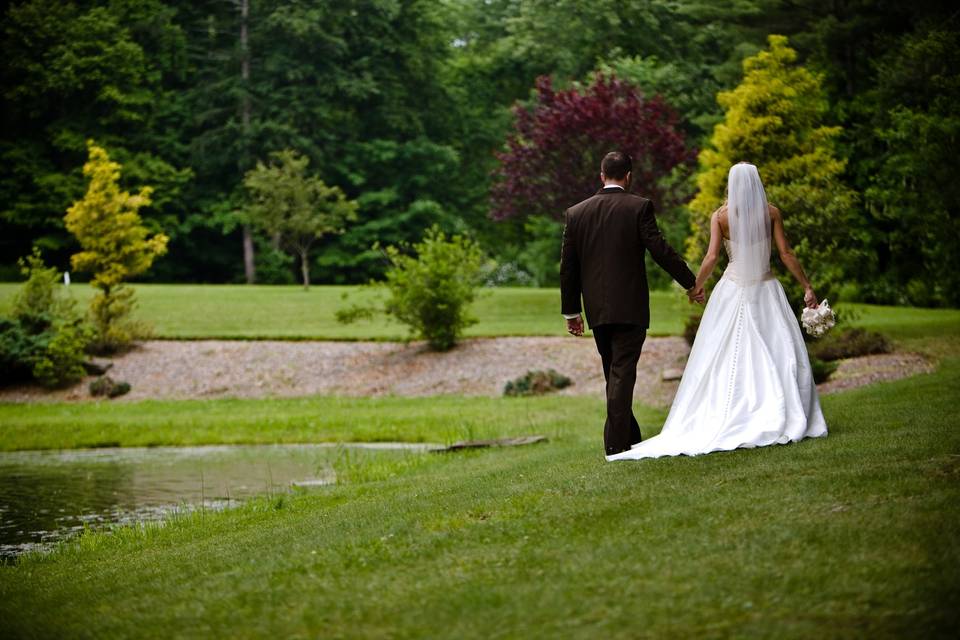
0, 442, 437, 559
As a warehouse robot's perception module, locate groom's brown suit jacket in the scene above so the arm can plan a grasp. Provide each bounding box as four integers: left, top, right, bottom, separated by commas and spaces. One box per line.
560, 187, 696, 328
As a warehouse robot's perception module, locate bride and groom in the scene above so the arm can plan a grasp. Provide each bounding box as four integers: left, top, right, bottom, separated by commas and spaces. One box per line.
560, 151, 827, 461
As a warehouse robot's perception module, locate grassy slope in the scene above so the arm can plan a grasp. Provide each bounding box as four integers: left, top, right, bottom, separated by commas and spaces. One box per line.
0, 283, 712, 338
1, 288, 958, 636
1, 362, 958, 637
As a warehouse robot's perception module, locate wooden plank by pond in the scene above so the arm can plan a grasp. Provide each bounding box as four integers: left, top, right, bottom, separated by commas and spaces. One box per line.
436, 435, 548, 453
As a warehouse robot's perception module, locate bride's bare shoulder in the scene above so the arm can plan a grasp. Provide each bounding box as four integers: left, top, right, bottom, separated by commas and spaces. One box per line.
767, 203, 782, 220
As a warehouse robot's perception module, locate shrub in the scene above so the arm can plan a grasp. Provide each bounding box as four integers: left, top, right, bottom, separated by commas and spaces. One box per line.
32, 323, 91, 388
1, 249, 93, 388
87, 285, 154, 354
0, 318, 41, 385
89, 376, 131, 398
337, 226, 484, 351
810, 327, 891, 362
504, 369, 572, 397
810, 356, 839, 384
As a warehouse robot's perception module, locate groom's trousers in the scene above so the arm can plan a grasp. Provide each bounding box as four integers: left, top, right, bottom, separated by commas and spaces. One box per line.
592, 323, 647, 455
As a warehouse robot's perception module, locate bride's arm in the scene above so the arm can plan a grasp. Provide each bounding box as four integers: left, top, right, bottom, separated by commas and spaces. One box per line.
771, 205, 817, 308
693, 207, 723, 293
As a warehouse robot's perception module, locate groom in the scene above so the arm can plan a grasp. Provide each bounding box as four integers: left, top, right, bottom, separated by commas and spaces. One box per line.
560, 151, 702, 456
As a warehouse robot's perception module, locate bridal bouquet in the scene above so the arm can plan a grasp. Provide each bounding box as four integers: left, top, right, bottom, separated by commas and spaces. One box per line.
801, 299, 835, 337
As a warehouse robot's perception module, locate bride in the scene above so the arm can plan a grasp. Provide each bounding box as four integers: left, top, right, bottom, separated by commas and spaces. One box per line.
607, 162, 828, 461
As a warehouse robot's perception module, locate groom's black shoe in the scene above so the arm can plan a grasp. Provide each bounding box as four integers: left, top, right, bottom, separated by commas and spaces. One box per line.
606, 445, 633, 456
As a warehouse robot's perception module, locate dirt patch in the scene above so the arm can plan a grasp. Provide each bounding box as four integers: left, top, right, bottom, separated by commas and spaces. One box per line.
0, 337, 933, 407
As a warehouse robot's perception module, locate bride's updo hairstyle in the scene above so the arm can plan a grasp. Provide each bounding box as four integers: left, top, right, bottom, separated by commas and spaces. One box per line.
726, 162, 772, 282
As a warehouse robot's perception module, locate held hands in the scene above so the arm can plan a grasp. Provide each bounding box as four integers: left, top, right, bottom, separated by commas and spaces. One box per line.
566, 315, 584, 337
687, 286, 706, 305
803, 287, 818, 309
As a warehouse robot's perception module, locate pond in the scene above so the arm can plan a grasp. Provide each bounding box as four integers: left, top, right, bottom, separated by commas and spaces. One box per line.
0, 442, 438, 560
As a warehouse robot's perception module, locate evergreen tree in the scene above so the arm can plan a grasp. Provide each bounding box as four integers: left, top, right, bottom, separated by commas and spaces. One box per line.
64, 142, 168, 353
687, 35, 863, 300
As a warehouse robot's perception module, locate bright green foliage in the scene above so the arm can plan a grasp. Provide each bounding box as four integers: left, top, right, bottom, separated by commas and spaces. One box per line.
338, 226, 485, 351
688, 36, 863, 300
31, 323, 89, 388
65, 142, 168, 353
10, 248, 76, 332
0, 249, 90, 387
242, 150, 358, 289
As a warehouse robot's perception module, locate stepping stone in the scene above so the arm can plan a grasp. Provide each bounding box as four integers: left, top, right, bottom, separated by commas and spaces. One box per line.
436, 435, 548, 452
661, 368, 684, 381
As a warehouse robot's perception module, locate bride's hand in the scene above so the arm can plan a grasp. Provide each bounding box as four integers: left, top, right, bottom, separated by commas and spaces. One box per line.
803, 287, 817, 309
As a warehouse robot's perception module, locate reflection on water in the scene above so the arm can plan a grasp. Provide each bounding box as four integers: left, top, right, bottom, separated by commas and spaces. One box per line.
0, 442, 436, 559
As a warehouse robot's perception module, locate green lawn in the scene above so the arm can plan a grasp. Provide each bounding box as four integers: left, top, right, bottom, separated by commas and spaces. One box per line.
3, 282, 957, 342
0, 283, 697, 338
1, 287, 958, 637
1, 363, 959, 636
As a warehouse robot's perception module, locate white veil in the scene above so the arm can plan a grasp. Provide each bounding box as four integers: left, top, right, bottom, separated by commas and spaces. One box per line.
727, 163, 772, 283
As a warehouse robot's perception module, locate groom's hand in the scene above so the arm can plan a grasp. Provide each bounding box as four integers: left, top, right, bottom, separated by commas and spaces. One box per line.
566, 315, 584, 337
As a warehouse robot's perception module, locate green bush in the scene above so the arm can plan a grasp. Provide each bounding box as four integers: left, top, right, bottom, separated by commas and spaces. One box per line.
0, 318, 42, 385
32, 323, 91, 388
504, 369, 572, 397
0, 249, 93, 388
810, 327, 891, 362
338, 226, 484, 351
89, 375, 131, 398
88, 285, 153, 354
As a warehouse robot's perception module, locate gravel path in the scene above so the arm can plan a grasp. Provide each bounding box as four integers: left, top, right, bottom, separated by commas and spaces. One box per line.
0, 337, 933, 407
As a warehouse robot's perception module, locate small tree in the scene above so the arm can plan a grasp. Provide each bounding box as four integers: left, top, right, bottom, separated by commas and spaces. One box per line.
337, 226, 484, 351
242, 150, 358, 289
687, 36, 864, 300
65, 141, 168, 353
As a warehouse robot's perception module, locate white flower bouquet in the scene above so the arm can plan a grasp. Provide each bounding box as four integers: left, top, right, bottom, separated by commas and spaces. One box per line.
801, 299, 835, 338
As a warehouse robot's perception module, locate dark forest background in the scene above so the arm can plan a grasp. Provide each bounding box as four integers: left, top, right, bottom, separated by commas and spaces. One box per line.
1, 0, 957, 306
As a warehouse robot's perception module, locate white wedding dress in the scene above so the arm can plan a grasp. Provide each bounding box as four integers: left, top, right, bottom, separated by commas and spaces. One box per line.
607, 167, 827, 461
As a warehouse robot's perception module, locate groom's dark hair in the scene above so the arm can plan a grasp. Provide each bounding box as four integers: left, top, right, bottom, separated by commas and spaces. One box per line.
601, 151, 632, 180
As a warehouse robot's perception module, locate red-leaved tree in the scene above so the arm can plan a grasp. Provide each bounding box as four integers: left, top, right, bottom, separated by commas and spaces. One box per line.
491, 74, 695, 221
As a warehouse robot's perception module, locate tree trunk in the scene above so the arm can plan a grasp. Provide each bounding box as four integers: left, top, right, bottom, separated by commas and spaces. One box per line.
242, 224, 256, 284
239, 0, 255, 284
299, 251, 310, 290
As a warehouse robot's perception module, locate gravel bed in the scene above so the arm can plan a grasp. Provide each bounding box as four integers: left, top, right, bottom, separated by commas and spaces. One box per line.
0, 337, 932, 407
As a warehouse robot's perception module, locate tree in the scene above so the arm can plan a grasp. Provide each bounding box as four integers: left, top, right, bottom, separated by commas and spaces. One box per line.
65, 142, 168, 353
851, 23, 960, 306
0, 0, 190, 274
492, 74, 695, 222
687, 35, 863, 301
242, 150, 357, 289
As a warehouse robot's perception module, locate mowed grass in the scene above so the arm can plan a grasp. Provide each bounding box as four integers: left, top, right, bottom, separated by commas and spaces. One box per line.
1, 357, 958, 638
0, 283, 696, 338
2, 282, 957, 342
0, 287, 958, 637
